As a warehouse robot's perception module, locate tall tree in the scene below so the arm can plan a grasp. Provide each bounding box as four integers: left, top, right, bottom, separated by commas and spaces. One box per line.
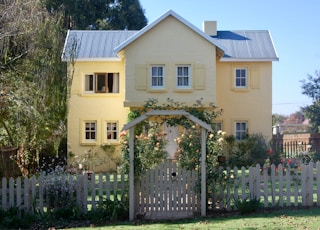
42, 0, 147, 30
104, 0, 147, 30
0, 0, 71, 176
300, 71, 320, 132
42, 0, 110, 29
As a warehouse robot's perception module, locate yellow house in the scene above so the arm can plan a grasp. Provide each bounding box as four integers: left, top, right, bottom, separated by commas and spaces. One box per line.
62, 10, 278, 172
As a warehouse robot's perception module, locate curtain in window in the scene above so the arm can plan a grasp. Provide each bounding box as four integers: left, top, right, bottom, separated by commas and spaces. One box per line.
112, 73, 119, 93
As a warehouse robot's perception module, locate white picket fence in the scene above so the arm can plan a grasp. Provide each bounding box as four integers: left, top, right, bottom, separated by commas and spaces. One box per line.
209, 162, 320, 211
1, 172, 128, 214
1, 162, 320, 215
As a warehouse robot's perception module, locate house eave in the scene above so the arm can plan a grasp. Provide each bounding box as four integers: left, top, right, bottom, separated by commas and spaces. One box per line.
219, 57, 279, 62
62, 57, 122, 62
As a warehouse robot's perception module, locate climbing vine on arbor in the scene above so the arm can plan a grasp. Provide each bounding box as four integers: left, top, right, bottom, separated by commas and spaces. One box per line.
119, 98, 225, 180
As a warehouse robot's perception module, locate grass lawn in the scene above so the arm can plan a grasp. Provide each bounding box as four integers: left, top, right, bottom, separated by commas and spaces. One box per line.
67, 207, 320, 229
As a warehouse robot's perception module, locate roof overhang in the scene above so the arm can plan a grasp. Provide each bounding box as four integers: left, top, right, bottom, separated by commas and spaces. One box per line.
67, 57, 122, 62
220, 58, 279, 62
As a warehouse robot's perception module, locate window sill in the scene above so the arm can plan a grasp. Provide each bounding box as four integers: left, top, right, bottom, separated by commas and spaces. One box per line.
80, 142, 97, 146
80, 93, 120, 97
173, 88, 193, 93
232, 88, 249, 92
147, 89, 167, 93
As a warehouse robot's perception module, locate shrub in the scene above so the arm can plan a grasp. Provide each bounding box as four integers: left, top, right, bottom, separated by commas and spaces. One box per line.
88, 198, 128, 223
235, 197, 262, 215
0, 207, 34, 229
41, 166, 77, 212
227, 133, 276, 167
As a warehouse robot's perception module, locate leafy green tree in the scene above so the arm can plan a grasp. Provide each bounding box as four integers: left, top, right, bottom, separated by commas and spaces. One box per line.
42, 0, 110, 29
301, 71, 320, 132
272, 114, 287, 126
103, 0, 147, 30
42, 0, 147, 30
0, 1, 71, 177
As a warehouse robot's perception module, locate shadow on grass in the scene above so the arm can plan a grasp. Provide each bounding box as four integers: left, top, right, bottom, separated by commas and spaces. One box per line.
105, 207, 320, 230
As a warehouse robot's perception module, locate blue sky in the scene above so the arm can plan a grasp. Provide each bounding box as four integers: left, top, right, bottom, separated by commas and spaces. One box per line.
139, 0, 320, 116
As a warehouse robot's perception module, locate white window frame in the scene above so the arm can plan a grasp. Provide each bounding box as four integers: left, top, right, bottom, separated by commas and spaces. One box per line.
84, 121, 97, 142
176, 65, 191, 89
150, 65, 165, 89
84, 73, 119, 93
234, 121, 248, 141
234, 68, 247, 88
105, 121, 118, 142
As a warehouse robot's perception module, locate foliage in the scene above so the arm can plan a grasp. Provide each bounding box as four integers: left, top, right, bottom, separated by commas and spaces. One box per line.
0, 0, 72, 177
68, 145, 118, 173
175, 126, 226, 170
120, 98, 223, 179
234, 197, 262, 215
272, 113, 287, 126
89, 198, 128, 222
42, 0, 147, 30
120, 123, 168, 179
0, 207, 35, 229
227, 133, 275, 168
41, 166, 77, 211
300, 70, 320, 132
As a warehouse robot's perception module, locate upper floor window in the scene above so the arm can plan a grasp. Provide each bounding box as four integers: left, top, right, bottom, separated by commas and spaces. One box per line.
235, 68, 247, 88
150, 65, 165, 88
84, 73, 119, 93
235, 121, 248, 141
106, 121, 118, 142
176, 65, 191, 88
85, 121, 97, 141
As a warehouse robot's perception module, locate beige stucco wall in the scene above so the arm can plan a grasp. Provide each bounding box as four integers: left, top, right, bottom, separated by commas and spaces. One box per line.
67, 61, 128, 172
216, 61, 273, 140
123, 16, 217, 106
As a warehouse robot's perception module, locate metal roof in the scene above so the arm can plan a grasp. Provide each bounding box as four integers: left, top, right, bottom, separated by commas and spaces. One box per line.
62, 30, 138, 61
62, 11, 278, 62
212, 30, 279, 61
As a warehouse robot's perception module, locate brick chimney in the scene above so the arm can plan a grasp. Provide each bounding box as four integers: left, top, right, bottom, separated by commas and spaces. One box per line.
203, 21, 217, 36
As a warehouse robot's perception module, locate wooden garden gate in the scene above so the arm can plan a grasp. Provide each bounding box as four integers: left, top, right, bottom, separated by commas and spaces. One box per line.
135, 160, 200, 220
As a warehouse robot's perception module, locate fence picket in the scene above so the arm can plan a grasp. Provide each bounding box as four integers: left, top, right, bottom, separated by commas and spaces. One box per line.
285, 167, 291, 206
1, 164, 320, 216
317, 162, 320, 206
278, 164, 284, 207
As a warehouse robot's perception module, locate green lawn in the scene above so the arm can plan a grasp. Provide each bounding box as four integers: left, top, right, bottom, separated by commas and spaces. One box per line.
68, 207, 320, 229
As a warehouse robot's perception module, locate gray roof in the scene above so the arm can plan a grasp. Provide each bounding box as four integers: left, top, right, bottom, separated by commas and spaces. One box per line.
62, 30, 138, 61
62, 11, 278, 62
212, 30, 279, 61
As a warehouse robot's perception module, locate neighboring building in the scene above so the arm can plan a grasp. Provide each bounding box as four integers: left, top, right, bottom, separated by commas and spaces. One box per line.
62, 10, 278, 172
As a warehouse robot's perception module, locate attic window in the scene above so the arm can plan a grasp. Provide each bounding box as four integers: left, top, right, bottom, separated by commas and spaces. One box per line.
84, 73, 119, 93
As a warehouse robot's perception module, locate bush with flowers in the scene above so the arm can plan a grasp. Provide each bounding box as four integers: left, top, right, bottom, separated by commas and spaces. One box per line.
119, 98, 223, 180
175, 126, 227, 170
119, 122, 168, 179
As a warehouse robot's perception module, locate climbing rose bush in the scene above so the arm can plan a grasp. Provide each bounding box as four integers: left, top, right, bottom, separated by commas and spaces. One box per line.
175, 124, 227, 170
119, 122, 168, 178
